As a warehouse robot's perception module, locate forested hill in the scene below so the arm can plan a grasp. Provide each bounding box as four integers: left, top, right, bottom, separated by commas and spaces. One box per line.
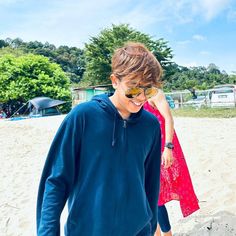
1, 24, 235, 91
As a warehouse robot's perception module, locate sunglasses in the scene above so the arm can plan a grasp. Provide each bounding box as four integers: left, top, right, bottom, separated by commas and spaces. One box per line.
124, 86, 158, 99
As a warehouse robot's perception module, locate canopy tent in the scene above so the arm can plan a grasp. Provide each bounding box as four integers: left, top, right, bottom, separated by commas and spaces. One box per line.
11, 97, 66, 118
28, 97, 66, 110
27, 97, 66, 117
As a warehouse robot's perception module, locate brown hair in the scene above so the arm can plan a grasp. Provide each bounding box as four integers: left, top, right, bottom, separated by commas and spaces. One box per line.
111, 42, 162, 87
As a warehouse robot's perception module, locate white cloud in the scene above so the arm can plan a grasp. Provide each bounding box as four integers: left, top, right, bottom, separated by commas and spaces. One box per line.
111, 5, 158, 31
153, 0, 194, 25
2, 0, 197, 47
193, 34, 206, 41
150, 0, 232, 25
153, 0, 233, 24
1, 0, 234, 48
197, 0, 232, 21
1, 0, 125, 47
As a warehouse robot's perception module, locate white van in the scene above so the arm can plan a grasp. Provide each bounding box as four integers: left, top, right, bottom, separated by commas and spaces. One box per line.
210, 85, 236, 108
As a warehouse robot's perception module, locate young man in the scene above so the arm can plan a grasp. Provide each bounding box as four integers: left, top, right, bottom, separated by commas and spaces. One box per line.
37, 42, 162, 236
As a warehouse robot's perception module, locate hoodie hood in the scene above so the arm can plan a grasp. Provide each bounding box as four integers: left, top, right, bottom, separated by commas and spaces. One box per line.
92, 94, 144, 147
91, 94, 143, 123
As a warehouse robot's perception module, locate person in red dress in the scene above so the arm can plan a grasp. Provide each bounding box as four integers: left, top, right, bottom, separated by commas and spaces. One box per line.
143, 89, 200, 236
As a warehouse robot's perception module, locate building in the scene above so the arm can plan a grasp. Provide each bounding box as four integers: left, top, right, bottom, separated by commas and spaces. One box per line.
72, 84, 114, 106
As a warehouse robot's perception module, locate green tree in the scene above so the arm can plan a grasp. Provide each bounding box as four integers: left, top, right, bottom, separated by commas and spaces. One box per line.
229, 73, 236, 84
164, 64, 231, 91
83, 24, 173, 86
0, 54, 71, 113
0, 46, 25, 57
1, 38, 86, 84
207, 63, 221, 74
20, 40, 85, 84
54, 46, 85, 85
0, 39, 9, 48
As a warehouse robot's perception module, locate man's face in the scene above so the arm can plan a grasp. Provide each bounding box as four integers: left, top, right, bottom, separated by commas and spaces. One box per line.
112, 76, 152, 118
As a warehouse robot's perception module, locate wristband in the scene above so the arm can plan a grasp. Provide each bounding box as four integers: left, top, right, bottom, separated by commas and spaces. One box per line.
164, 142, 174, 149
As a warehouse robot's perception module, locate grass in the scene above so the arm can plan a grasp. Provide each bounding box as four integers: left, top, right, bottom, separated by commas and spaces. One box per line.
172, 107, 236, 118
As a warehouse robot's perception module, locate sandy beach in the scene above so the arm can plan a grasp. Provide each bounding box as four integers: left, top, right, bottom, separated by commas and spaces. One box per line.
0, 115, 236, 236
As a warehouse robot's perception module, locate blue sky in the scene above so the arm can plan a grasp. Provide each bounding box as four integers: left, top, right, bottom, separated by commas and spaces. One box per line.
1, 0, 236, 74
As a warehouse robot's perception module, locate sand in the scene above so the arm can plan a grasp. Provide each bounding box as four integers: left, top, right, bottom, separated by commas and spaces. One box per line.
0, 115, 236, 236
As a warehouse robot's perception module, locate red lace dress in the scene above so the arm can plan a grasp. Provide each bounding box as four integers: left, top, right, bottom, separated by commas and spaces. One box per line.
143, 102, 200, 217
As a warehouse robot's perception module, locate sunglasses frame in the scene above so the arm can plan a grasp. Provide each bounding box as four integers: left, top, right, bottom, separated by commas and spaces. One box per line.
124, 86, 158, 99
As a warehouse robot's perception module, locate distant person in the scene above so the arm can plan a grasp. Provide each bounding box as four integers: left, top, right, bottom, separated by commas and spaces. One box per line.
0, 109, 7, 119
37, 42, 163, 236
189, 88, 197, 99
143, 90, 200, 236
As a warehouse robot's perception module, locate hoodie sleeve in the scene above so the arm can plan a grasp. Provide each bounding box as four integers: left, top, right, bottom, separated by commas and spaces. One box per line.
36, 110, 82, 236
144, 125, 161, 234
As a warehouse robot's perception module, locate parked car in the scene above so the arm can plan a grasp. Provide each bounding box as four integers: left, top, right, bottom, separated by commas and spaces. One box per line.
210, 87, 236, 108
213, 84, 236, 90
184, 96, 207, 109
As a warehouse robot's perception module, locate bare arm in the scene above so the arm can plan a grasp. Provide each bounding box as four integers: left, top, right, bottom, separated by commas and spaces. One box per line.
148, 89, 174, 168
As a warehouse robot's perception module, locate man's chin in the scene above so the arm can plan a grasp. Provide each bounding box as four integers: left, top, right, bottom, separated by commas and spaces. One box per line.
129, 106, 143, 114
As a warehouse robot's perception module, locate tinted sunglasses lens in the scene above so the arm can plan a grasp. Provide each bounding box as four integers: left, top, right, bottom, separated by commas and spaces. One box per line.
125, 87, 142, 98
145, 87, 158, 98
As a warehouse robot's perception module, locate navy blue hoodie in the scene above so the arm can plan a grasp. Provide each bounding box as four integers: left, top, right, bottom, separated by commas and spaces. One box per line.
37, 94, 161, 236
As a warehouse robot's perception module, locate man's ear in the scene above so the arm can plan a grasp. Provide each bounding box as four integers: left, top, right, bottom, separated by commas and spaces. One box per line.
110, 74, 119, 89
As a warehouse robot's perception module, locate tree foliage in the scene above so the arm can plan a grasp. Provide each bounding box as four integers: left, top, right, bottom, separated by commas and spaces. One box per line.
83, 24, 173, 85
0, 38, 85, 84
163, 63, 232, 91
0, 54, 71, 113
0, 31, 233, 92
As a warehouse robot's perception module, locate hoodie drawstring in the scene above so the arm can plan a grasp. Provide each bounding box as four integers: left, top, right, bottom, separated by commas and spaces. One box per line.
112, 113, 117, 147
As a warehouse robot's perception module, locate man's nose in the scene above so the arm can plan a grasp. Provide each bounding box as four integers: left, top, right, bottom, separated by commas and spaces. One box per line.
136, 90, 147, 100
